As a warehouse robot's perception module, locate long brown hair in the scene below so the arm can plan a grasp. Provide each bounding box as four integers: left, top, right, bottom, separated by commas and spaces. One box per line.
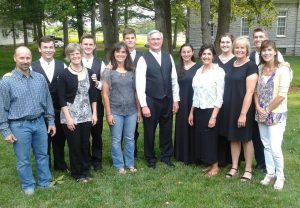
178, 43, 196, 78
109, 42, 134, 71
259, 40, 279, 67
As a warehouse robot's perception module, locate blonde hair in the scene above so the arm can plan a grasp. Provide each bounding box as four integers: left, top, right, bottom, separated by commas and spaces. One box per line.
232, 36, 251, 56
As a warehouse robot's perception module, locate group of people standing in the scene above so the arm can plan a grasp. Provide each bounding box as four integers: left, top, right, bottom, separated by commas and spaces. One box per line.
0, 27, 291, 195
174, 28, 292, 191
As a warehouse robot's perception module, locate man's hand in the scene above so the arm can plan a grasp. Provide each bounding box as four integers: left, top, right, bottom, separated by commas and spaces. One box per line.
173, 101, 179, 113
142, 106, 151, 118
48, 125, 56, 137
5, 134, 17, 144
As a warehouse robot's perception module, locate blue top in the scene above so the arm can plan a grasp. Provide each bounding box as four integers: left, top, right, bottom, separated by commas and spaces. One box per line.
0, 69, 55, 138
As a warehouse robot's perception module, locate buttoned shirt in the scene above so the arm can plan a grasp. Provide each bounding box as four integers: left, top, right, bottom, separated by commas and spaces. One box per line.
135, 50, 180, 107
0, 69, 55, 138
192, 64, 225, 109
39, 57, 55, 82
130, 49, 136, 61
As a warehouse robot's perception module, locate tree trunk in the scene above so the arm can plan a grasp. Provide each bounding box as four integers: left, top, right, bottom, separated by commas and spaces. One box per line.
112, 0, 119, 43
63, 19, 69, 50
214, 0, 231, 54
76, 13, 84, 41
201, 0, 211, 45
91, 1, 96, 38
37, 18, 43, 39
99, 0, 118, 60
33, 23, 38, 41
12, 19, 16, 50
124, 1, 128, 28
153, 0, 172, 53
23, 20, 28, 46
186, 8, 190, 43
172, 17, 178, 49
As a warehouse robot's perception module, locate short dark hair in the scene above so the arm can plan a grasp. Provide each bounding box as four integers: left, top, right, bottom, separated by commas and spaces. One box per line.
80, 34, 96, 44
252, 27, 268, 38
110, 42, 134, 71
38, 36, 55, 48
123, 28, 136, 39
198, 44, 216, 57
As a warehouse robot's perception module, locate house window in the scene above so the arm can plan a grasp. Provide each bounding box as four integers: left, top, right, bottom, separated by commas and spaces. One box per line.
240, 18, 249, 36
277, 11, 287, 36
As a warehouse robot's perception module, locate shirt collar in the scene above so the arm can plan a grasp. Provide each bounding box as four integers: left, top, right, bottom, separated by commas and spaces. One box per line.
13, 68, 34, 79
149, 49, 161, 56
40, 57, 54, 65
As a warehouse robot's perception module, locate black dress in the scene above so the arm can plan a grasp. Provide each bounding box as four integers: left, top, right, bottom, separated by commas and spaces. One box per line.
219, 60, 258, 142
174, 63, 201, 164
213, 56, 236, 166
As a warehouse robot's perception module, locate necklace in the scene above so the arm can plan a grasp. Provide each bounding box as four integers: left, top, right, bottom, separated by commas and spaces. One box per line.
234, 58, 248, 66
69, 65, 83, 73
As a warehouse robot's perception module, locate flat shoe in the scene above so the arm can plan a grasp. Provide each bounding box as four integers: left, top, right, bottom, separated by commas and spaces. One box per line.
117, 168, 126, 174
241, 170, 252, 182
260, 174, 275, 186
274, 177, 285, 191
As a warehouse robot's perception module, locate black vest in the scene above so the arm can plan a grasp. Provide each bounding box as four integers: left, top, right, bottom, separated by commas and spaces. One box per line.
249, 51, 256, 64
89, 57, 104, 116
31, 60, 64, 109
143, 51, 172, 99
133, 51, 143, 67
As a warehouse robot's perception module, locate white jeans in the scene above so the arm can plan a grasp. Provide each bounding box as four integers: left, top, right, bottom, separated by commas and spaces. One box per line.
258, 121, 286, 178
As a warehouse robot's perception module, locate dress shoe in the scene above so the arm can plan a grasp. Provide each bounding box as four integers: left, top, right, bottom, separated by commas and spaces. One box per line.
255, 164, 266, 173
148, 162, 156, 169
93, 164, 102, 172
162, 161, 175, 168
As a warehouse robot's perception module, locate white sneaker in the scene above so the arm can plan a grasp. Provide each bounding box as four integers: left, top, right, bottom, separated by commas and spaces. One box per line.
274, 177, 285, 191
23, 188, 34, 196
260, 174, 275, 186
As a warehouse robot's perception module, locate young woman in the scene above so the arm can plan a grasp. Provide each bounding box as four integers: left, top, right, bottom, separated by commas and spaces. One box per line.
188, 44, 225, 176
255, 40, 291, 190
213, 33, 236, 167
102, 42, 141, 174
174, 43, 201, 164
219, 36, 258, 181
58, 43, 98, 182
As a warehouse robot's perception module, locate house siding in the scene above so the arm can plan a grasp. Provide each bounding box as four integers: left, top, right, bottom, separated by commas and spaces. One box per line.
189, 0, 300, 56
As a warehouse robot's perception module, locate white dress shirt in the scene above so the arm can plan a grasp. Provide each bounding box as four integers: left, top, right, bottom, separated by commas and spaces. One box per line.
130, 49, 136, 61
135, 50, 180, 107
192, 64, 225, 109
39, 58, 55, 82
82, 56, 106, 90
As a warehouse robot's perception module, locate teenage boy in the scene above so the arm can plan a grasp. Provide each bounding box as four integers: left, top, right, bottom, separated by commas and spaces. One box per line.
80, 34, 105, 171
32, 36, 68, 172
123, 28, 143, 158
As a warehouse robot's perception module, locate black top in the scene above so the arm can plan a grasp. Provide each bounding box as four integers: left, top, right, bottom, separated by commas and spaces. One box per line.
219, 61, 258, 141
57, 67, 98, 107
213, 56, 236, 74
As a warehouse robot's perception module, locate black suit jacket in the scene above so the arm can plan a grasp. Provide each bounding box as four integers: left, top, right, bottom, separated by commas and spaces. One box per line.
31, 59, 64, 109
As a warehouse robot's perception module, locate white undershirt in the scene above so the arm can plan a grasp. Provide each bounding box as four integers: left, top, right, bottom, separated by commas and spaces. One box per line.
82, 56, 106, 90
135, 50, 180, 107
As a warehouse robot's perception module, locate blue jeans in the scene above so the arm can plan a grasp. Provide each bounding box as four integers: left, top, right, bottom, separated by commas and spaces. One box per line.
109, 112, 137, 169
10, 117, 51, 191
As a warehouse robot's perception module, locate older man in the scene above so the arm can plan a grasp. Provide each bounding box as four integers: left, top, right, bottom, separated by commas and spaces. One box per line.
0, 46, 56, 195
136, 30, 180, 169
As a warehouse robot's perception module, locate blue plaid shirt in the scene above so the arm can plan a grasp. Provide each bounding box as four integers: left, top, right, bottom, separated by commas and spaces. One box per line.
0, 69, 55, 138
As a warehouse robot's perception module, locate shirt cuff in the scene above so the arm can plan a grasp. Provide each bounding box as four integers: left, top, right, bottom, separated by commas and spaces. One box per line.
47, 118, 55, 126
1, 128, 12, 139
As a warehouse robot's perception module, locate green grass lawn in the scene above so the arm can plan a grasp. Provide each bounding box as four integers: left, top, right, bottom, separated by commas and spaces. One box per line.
0, 45, 299, 207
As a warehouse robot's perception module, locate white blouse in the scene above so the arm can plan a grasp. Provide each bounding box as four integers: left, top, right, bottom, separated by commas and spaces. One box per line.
192, 64, 225, 109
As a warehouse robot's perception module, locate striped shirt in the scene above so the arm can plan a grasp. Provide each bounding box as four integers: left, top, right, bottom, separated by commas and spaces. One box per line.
0, 69, 55, 138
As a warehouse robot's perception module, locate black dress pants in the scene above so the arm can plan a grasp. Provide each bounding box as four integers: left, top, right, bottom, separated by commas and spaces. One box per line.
48, 109, 67, 171
63, 122, 91, 179
143, 96, 173, 164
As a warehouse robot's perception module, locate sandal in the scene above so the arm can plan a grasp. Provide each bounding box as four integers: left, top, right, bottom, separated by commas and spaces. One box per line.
226, 167, 239, 178
260, 174, 275, 186
274, 177, 285, 191
205, 168, 219, 177
241, 170, 252, 182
